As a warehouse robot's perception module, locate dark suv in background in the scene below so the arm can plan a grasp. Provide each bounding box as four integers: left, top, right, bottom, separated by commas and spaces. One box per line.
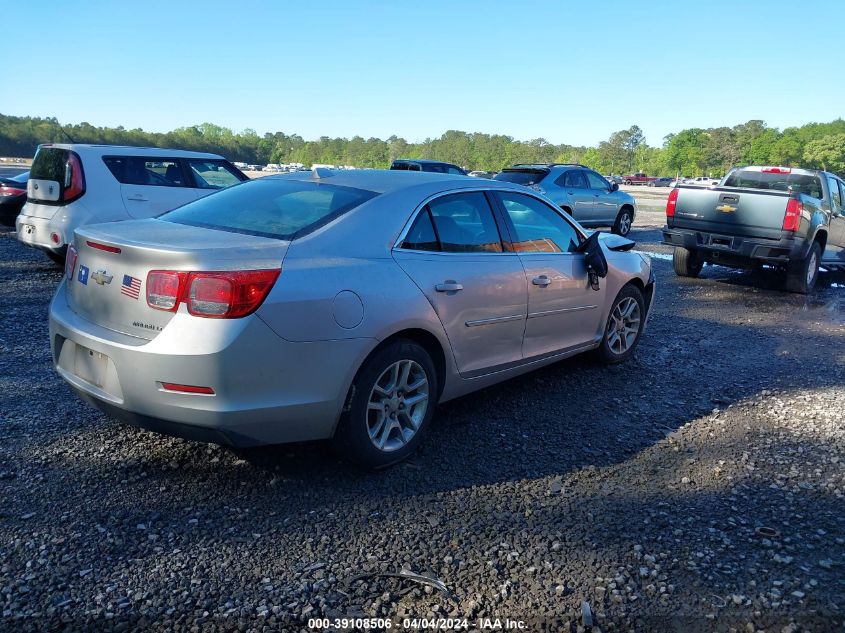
494, 164, 637, 236
390, 159, 467, 175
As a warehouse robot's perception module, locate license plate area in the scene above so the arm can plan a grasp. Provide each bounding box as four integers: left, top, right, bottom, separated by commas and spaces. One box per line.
74, 346, 108, 387
21, 224, 35, 236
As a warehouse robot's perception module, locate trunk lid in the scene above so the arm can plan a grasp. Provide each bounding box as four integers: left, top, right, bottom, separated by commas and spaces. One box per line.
67, 219, 288, 340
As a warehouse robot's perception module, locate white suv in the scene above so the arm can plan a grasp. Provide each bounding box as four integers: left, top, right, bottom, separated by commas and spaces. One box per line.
16, 144, 247, 264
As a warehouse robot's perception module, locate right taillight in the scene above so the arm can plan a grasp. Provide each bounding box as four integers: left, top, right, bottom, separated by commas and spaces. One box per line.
146, 269, 279, 318
783, 199, 803, 232
666, 188, 679, 218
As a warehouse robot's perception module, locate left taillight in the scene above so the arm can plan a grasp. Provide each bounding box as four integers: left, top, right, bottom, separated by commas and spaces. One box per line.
62, 151, 86, 203
0, 186, 26, 197
146, 269, 280, 318
65, 244, 78, 280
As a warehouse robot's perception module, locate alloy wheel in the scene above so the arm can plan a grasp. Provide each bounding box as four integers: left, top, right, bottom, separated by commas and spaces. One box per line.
367, 359, 429, 452
606, 297, 641, 354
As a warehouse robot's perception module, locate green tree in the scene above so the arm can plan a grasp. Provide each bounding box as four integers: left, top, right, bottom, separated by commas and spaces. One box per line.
803, 134, 845, 175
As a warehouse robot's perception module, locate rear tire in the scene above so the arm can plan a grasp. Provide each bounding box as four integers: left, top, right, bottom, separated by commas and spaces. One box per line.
333, 339, 438, 469
673, 246, 703, 278
612, 207, 633, 236
595, 284, 645, 364
785, 242, 821, 294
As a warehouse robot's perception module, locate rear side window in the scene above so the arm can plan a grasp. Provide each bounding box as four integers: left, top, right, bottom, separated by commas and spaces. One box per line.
402, 209, 439, 251
426, 192, 503, 253
723, 169, 824, 199
160, 178, 378, 240
494, 170, 547, 186
187, 159, 244, 189
558, 170, 588, 189
103, 157, 185, 187
391, 162, 421, 171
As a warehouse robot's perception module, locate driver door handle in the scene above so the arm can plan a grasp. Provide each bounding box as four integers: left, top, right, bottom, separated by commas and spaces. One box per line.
435, 281, 463, 292
532, 275, 551, 287
127, 194, 149, 201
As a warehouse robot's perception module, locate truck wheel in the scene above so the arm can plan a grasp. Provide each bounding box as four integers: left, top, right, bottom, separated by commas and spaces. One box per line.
785, 242, 821, 294
612, 208, 633, 236
672, 246, 703, 278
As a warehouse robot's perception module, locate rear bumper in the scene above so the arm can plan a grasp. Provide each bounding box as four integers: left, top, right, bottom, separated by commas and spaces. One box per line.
15, 211, 65, 251
49, 281, 375, 447
662, 226, 805, 264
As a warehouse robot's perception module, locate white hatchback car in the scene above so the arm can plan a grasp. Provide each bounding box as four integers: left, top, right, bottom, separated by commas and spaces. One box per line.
16, 144, 247, 264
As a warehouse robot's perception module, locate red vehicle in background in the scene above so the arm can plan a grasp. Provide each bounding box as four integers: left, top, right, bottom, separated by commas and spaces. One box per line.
623, 172, 657, 185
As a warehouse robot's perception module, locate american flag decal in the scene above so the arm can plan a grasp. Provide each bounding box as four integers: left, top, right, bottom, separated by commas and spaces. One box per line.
121, 274, 141, 300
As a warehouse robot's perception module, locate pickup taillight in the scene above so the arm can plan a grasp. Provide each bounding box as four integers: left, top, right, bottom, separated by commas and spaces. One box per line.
783, 199, 802, 232
666, 188, 679, 218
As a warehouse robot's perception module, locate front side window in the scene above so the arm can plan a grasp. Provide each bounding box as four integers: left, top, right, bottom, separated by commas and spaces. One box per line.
496, 192, 581, 253
161, 178, 377, 240
585, 171, 609, 190
445, 166, 465, 175
187, 159, 244, 189
559, 170, 588, 189
414, 192, 503, 253
104, 156, 185, 187
827, 176, 843, 213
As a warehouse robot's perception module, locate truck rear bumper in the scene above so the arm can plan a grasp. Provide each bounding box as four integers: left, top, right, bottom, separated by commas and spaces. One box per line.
662, 227, 804, 265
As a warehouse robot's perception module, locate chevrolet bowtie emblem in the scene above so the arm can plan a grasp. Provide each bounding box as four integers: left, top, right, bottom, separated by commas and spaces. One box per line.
715, 204, 737, 213
91, 270, 113, 285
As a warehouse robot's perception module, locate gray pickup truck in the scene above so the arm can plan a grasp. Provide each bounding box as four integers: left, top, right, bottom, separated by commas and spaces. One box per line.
662, 166, 845, 293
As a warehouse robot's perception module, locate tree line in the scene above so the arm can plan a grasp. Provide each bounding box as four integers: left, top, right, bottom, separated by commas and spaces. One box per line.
1, 113, 843, 176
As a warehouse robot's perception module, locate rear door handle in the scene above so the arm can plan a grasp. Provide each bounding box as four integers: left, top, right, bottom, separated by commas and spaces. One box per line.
532, 275, 551, 287
435, 281, 463, 292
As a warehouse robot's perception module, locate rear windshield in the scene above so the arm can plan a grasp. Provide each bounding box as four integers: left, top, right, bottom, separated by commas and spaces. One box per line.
723, 170, 824, 199
494, 170, 547, 186
390, 162, 421, 171
30, 147, 70, 184
160, 178, 378, 240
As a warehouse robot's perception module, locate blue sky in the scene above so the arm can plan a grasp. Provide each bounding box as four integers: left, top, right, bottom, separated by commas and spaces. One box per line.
4, 0, 843, 147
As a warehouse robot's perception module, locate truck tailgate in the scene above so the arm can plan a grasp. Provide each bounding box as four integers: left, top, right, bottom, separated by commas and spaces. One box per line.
670, 186, 790, 239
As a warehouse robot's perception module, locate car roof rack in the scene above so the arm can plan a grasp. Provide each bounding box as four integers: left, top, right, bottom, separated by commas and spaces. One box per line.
510, 163, 589, 169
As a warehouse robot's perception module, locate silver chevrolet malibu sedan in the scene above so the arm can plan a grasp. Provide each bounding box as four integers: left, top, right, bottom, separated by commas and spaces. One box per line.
49, 169, 654, 467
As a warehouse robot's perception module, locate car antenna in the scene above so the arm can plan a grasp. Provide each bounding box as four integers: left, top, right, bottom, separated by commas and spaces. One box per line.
54, 120, 77, 144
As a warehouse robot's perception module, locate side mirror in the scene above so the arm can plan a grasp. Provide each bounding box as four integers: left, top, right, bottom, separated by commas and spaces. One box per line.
577, 232, 608, 279
609, 182, 619, 192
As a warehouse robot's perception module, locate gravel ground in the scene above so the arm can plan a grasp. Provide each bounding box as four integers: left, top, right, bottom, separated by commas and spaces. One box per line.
1, 207, 843, 632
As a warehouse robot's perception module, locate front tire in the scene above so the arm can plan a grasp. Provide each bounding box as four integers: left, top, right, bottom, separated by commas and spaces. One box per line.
612, 207, 633, 236
785, 242, 821, 294
333, 340, 438, 469
673, 246, 703, 277
595, 285, 645, 364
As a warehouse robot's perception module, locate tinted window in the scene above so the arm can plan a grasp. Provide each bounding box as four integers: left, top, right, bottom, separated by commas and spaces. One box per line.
827, 177, 843, 213
839, 181, 845, 212
497, 192, 581, 253
559, 170, 587, 189
390, 162, 421, 171
585, 171, 609, 189
30, 147, 70, 183
103, 156, 185, 187
402, 209, 439, 251
723, 169, 823, 199
161, 179, 377, 240
427, 192, 502, 253
187, 159, 243, 189
494, 170, 547, 186
445, 166, 465, 175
